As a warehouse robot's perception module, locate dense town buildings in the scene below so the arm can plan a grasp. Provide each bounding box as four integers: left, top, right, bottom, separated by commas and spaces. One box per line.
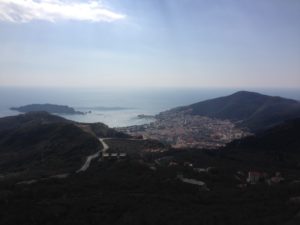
118, 111, 251, 149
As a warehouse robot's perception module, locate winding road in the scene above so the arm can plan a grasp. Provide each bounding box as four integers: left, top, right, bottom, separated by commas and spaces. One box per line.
99, 138, 109, 155
76, 138, 109, 173
17, 138, 110, 185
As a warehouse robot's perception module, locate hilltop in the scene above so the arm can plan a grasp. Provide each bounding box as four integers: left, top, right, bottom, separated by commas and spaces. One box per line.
0, 111, 70, 132
160, 91, 300, 131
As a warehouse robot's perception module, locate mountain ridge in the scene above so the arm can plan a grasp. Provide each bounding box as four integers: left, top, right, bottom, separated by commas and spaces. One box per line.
0, 112, 129, 180
226, 117, 300, 153
160, 91, 300, 131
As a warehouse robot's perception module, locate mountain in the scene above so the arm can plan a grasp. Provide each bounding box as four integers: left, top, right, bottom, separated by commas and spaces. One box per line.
88, 122, 130, 138
11, 103, 85, 115
0, 111, 70, 132
227, 118, 300, 153
219, 118, 300, 170
0, 112, 128, 180
0, 113, 300, 225
162, 91, 300, 131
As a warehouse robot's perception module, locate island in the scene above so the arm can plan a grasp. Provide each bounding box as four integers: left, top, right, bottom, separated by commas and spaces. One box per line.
136, 114, 155, 119
10, 104, 85, 115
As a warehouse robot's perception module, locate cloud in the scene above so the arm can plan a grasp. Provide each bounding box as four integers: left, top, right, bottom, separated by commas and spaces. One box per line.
0, 0, 126, 23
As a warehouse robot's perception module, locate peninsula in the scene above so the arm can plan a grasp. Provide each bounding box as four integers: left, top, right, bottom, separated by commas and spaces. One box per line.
10, 104, 85, 115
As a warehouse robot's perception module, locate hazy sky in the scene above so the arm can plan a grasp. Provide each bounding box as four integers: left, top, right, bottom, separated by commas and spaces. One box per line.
0, 0, 299, 88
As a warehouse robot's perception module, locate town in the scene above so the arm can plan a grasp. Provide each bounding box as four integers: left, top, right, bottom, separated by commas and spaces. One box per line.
118, 110, 251, 149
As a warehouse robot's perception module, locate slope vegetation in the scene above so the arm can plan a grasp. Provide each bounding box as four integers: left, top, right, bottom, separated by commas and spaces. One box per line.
0, 112, 101, 179
166, 91, 300, 131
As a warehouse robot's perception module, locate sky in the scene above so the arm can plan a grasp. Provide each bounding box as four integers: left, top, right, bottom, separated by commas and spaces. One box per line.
0, 0, 299, 88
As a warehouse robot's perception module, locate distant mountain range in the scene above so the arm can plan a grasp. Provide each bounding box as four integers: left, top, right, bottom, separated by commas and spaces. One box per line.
161, 91, 300, 131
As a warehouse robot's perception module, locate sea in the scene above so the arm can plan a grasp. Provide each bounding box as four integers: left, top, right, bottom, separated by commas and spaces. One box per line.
0, 87, 300, 128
